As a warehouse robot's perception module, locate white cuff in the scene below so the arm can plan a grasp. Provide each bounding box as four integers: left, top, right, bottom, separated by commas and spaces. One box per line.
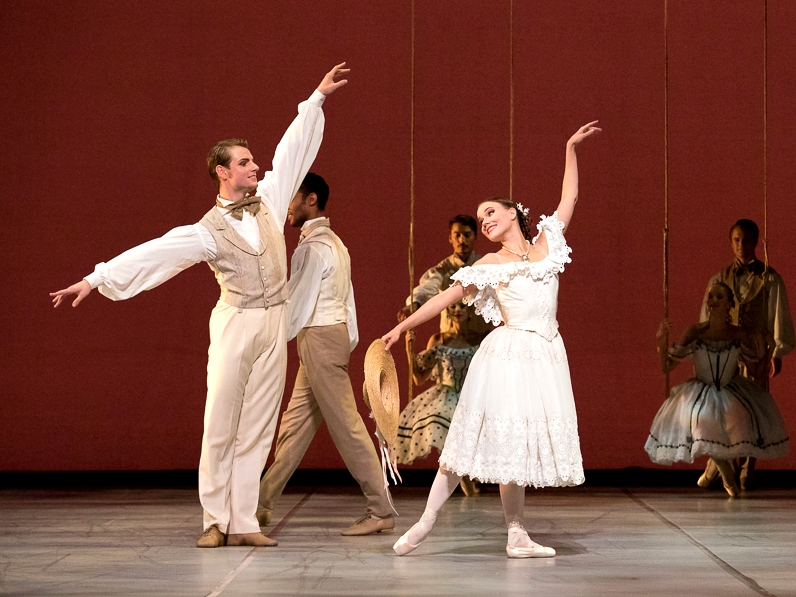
309, 88, 326, 105
84, 271, 102, 289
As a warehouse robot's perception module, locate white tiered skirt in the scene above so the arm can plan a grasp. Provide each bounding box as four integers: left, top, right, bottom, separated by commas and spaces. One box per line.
645, 377, 790, 464
439, 326, 585, 487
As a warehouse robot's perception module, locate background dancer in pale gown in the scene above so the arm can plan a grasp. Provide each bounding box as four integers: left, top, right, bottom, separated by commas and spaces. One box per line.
382, 121, 600, 558
393, 301, 480, 496
646, 283, 789, 497
697, 219, 794, 491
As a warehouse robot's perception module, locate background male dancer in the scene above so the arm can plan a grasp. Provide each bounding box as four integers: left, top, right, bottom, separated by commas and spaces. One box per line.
698, 218, 794, 490
397, 215, 490, 345
257, 173, 394, 535
50, 63, 350, 548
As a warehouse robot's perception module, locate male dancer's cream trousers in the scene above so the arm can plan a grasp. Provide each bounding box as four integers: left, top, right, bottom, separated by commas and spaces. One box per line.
258, 323, 392, 518
199, 301, 288, 535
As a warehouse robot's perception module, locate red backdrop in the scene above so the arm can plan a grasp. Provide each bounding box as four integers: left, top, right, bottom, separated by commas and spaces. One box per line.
2, 0, 795, 472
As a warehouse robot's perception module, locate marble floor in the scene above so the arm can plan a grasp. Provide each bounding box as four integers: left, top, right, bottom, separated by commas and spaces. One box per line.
0, 484, 794, 597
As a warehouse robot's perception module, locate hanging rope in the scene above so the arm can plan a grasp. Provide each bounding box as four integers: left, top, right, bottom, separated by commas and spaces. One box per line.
509, 0, 515, 201
407, 0, 416, 403
763, 0, 769, 273
663, 0, 670, 396
762, 0, 770, 391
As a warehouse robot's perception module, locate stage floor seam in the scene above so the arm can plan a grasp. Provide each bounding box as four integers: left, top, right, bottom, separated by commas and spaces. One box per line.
623, 489, 779, 597
1, 486, 794, 596
206, 490, 316, 597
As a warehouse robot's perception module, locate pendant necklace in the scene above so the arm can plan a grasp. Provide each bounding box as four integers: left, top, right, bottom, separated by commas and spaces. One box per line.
503, 240, 531, 262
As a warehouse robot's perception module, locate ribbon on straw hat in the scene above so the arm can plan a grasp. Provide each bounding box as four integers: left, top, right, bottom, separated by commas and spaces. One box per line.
363, 339, 402, 513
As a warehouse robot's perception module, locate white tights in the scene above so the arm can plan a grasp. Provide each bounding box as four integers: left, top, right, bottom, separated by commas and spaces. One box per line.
406, 468, 528, 544
499, 482, 526, 527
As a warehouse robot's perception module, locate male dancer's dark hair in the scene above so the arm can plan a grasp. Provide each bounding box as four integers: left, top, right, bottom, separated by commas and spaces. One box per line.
449, 214, 478, 236
730, 219, 759, 246
298, 172, 330, 210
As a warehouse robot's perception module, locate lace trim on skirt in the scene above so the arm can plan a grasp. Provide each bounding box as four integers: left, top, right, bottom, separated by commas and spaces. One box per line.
439, 404, 584, 487
645, 435, 790, 464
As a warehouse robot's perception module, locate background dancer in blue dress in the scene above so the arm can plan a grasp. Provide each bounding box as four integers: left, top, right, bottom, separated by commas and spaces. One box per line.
393, 301, 480, 496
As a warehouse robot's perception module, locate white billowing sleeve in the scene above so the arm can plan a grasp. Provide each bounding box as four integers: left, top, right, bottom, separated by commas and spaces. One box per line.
532, 212, 572, 270
258, 89, 326, 231
769, 273, 795, 358
450, 265, 505, 326
406, 266, 443, 307
83, 224, 216, 301
286, 244, 325, 341
346, 281, 359, 351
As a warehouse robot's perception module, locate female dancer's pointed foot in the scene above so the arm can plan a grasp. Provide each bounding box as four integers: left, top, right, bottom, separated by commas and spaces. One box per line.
459, 476, 481, 497
697, 458, 719, 488
722, 477, 740, 498
506, 524, 555, 559
393, 516, 435, 555
714, 459, 740, 498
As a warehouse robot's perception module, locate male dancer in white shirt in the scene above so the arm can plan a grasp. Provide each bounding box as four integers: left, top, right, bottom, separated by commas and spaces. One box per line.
256, 173, 394, 535
50, 63, 350, 548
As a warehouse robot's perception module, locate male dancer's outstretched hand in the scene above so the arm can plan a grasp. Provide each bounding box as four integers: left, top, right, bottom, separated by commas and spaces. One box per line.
50, 279, 91, 308
317, 62, 350, 95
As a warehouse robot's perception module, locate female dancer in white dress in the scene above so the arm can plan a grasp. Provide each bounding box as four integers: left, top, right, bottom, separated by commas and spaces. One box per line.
382, 121, 600, 558
645, 282, 789, 496
393, 301, 480, 496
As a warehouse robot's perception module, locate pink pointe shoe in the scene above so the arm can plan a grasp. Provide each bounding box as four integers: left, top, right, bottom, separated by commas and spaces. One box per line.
506, 524, 555, 558
393, 517, 434, 556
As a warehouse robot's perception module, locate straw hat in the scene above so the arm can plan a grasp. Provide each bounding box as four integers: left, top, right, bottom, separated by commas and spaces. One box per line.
363, 339, 400, 445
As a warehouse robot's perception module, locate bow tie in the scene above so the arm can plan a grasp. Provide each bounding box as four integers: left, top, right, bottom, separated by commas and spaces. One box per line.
217, 195, 261, 220
734, 260, 757, 275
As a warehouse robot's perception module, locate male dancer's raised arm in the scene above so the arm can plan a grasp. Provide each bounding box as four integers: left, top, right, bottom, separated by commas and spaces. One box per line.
50, 63, 349, 308
259, 63, 349, 228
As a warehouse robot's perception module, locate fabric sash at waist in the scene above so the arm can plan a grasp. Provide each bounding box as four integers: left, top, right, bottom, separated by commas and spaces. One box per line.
505, 324, 559, 341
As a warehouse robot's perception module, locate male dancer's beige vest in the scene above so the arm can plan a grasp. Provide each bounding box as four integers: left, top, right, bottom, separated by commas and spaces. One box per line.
198, 201, 288, 309
715, 264, 771, 339
301, 221, 350, 327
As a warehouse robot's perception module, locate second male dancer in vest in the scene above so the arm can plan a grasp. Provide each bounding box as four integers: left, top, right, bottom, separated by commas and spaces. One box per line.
257, 173, 394, 535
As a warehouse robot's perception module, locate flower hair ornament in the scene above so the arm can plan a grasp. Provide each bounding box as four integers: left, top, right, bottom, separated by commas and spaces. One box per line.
514, 202, 530, 218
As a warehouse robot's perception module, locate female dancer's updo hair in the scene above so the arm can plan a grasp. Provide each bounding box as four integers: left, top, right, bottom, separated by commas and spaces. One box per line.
479, 197, 534, 241
710, 281, 736, 308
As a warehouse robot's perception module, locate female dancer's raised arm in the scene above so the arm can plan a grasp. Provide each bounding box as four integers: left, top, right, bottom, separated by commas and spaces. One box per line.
556, 121, 601, 234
